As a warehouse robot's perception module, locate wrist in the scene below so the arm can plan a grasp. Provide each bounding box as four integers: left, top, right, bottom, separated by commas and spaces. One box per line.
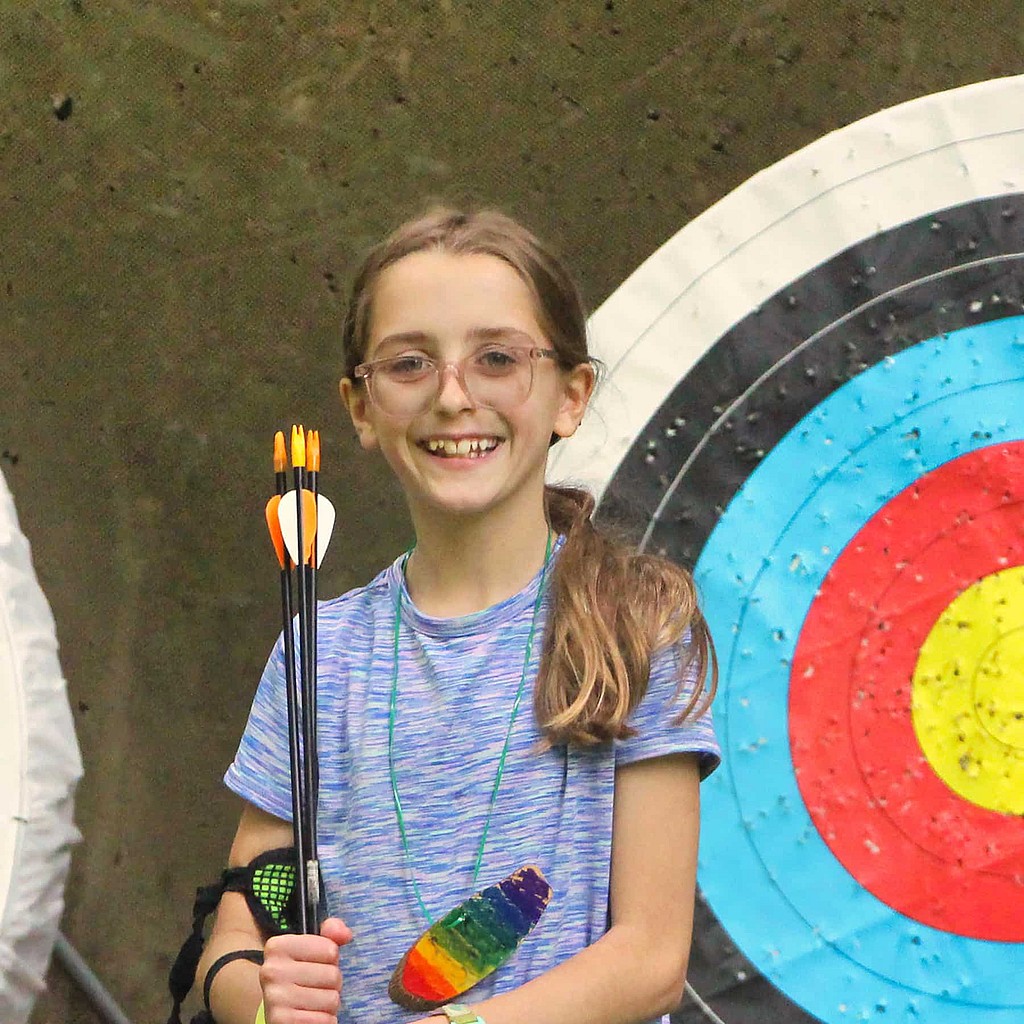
203, 948, 264, 1012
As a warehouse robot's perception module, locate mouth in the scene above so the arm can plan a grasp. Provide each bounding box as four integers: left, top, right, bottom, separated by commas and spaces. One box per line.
419, 436, 504, 459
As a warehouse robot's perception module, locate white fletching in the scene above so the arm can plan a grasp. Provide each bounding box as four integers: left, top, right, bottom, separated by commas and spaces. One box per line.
315, 494, 336, 568
277, 490, 306, 566
277, 490, 336, 568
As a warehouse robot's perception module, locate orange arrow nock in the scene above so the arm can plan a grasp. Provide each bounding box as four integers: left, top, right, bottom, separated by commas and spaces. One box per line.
273, 430, 287, 474
308, 430, 321, 473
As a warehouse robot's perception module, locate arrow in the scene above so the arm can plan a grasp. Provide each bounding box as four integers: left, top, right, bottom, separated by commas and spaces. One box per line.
290, 424, 320, 932
265, 433, 288, 568
302, 428, 322, 925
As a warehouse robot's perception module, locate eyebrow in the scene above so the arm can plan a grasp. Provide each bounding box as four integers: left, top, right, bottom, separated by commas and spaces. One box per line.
373, 331, 431, 352
374, 326, 538, 351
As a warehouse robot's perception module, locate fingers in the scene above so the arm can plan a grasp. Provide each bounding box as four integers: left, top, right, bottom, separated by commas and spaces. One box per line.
262, 955, 342, 990
260, 931, 345, 1024
261, 981, 340, 1020
320, 917, 354, 946
265, 932, 342, 965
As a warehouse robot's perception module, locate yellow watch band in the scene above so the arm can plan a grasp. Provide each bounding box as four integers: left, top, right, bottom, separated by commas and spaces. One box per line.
254, 1000, 266, 1024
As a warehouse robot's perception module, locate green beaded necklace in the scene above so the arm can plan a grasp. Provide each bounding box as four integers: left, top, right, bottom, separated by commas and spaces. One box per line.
387, 529, 553, 925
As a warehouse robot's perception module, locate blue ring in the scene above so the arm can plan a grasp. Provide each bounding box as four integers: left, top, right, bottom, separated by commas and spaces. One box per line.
695, 317, 1024, 1023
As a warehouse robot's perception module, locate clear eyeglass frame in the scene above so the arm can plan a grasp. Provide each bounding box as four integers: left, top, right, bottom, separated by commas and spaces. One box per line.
353, 344, 559, 417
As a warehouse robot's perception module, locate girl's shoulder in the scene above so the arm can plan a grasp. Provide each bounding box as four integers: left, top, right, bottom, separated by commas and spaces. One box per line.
316, 554, 401, 626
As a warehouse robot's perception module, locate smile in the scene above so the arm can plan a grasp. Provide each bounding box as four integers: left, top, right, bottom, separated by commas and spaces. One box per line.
420, 437, 503, 458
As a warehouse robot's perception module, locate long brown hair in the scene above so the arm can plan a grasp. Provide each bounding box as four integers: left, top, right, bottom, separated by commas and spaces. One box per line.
342, 206, 716, 746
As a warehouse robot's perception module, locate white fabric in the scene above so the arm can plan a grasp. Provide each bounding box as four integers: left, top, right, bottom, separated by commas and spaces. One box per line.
0, 469, 83, 1023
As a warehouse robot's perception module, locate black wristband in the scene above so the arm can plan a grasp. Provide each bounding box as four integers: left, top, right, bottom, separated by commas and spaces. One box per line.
203, 949, 264, 1011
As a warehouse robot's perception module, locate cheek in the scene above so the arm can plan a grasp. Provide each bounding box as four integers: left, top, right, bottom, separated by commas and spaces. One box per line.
371, 425, 417, 469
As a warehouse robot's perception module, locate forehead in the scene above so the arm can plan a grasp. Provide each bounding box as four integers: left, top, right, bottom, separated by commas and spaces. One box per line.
367, 251, 543, 351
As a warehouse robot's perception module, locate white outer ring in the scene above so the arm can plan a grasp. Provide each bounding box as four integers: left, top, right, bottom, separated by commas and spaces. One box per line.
549, 74, 1024, 501
0, 470, 83, 1023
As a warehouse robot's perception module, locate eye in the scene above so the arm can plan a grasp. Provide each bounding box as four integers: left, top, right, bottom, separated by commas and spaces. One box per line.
381, 354, 433, 380
474, 346, 523, 374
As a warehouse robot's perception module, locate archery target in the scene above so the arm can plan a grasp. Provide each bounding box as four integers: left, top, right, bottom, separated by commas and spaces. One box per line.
549, 76, 1024, 1023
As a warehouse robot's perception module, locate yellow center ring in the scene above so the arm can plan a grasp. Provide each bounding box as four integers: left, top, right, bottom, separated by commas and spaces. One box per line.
912, 566, 1024, 814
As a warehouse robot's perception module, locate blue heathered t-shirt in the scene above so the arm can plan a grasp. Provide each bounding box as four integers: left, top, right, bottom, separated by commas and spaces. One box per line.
225, 546, 720, 1024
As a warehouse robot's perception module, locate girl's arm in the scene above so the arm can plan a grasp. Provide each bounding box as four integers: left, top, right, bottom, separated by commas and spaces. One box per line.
419, 752, 701, 1024
198, 802, 350, 1024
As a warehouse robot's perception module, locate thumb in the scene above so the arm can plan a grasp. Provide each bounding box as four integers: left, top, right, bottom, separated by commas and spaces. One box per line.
320, 917, 354, 947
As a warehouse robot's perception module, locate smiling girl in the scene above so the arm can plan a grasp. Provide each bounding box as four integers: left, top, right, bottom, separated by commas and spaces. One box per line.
197, 208, 719, 1024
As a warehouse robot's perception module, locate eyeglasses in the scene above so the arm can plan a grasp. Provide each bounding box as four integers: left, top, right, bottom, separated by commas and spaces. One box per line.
353, 344, 559, 417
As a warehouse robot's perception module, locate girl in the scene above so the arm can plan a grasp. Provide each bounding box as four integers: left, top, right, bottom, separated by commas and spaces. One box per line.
197, 208, 720, 1024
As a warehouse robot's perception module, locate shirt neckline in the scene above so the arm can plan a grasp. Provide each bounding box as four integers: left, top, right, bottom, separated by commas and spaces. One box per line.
385, 536, 564, 639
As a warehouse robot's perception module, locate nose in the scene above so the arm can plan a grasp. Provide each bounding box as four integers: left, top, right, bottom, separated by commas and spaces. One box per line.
434, 362, 476, 412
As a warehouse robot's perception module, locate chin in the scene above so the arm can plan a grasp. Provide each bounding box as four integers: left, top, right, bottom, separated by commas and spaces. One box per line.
419, 483, 510, 519
428, 495, 499, 518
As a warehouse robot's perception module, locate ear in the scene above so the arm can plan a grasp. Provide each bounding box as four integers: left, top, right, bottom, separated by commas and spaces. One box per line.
339, 377, 378, 451
552, 361, 596, 439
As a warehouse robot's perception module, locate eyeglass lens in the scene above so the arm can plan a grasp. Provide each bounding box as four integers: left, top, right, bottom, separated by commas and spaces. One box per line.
371, 349, 535, 415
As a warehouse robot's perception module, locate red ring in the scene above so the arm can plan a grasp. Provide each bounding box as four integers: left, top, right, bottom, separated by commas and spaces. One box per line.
790, 442, 1024, 941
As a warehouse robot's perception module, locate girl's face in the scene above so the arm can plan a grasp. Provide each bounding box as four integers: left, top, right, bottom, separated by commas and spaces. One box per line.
340, 250, 594, 526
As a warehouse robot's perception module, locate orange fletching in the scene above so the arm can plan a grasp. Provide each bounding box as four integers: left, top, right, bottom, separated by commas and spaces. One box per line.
264, 495, 287, 569
301, 489, 317, 564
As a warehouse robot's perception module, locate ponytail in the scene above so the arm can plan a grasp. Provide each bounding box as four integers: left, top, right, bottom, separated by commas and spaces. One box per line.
537, 485, 716, 747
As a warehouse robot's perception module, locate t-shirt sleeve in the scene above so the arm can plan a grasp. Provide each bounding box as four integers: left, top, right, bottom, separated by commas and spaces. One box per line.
615, 632, 721, 778
223, 633, 296, 820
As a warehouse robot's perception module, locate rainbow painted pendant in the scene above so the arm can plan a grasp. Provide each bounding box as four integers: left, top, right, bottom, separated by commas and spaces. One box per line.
388, 865, 552, 1011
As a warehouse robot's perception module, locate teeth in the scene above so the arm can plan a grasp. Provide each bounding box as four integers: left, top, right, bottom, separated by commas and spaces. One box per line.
424, 437, 499, 456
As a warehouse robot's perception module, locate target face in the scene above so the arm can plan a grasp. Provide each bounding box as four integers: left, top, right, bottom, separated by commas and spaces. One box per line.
791, 426, 1024, 942
550, 76, 1024, 1023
